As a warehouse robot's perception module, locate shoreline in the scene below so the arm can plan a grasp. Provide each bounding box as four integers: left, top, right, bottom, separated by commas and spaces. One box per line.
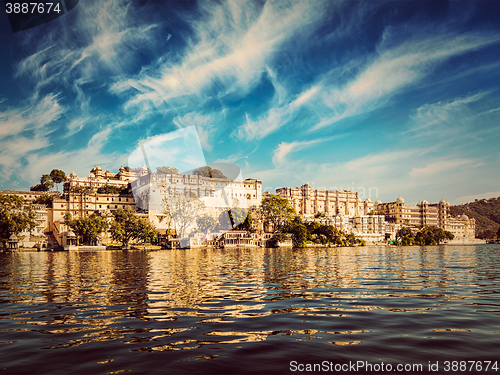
1, 240, 491, 253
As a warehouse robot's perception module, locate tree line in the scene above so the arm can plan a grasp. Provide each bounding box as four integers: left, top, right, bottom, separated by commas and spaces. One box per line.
260, 194, 366, 247
395, 226, 454, 245
0, 195, 37, 243
64, 207, 157, 246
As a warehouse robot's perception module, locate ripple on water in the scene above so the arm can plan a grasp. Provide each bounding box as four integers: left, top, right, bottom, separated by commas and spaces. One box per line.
1, 245, 500, 374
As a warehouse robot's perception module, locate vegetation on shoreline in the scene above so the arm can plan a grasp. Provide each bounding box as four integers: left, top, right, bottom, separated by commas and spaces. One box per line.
451, 197, 500, 239
260, 195, 365, 248
64, 212, 108, 245
0, 194, 37, 242
395, 226, 454, 246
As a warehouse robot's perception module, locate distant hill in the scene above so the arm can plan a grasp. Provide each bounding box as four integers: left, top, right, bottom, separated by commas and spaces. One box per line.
450, 197, 500, 239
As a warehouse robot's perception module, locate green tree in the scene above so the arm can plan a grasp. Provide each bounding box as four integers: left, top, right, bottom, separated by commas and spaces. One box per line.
109, 207, 157, 246
0, 195, 37, 242
64, 213, 108, 245
192, 166, 227, 179
30, 184, 48, 192
49, 169, 66, 192
218, 209, 232, 230
444, 230, 454, 241
286, 217, 308, 247
156, 166, 179, 174
260, 195, 296, 233
33, 194, 54, 207
396, 227, 413, 243
317, 224, 343, 246
69, 185, 94, 194
239, 212, 253, 231
197, 214, 217, 234
97, 184, 127, 195
481, 229, 495, 239
165, 191, 205, 238
219, 207, 248, 230
31, 173, 55, 192
217, 207, 248, 230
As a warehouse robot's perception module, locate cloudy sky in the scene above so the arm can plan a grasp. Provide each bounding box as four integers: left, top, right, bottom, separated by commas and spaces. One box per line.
1, 0, 499, 205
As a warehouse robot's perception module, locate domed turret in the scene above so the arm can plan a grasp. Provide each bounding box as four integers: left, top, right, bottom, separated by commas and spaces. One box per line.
460, 214, 469, 221
375, 198, 382, 206
439, 198, 449, 206
396, 195, 405, 204
421, 199, 428, 205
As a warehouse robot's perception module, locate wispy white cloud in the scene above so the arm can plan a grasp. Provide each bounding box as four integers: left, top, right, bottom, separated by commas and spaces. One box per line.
128, 126, 206, 174
311, 32, 500, 130
0, 93, 64, 138
407, 91, 491, 136
15, 0, 158, 95
272, 134, 346, 167
237, 84, 321, 140
0, 137, 49, 181
1, 0, 159, 186
21, 127, 117, 184
247, 144, 489, 204
111, 0, 329, 112
173, 112, 218, 151
409, 158, 480, 177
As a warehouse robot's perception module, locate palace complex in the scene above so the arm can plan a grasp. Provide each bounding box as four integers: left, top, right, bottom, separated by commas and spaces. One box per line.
276, 183, 374, 216
375, 196, 476, 240
275, 183, 387, 242
0, 166, 478, 249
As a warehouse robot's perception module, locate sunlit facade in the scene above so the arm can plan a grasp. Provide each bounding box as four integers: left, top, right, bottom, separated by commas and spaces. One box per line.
375, 196, 476, 239
276, 183, 374, 217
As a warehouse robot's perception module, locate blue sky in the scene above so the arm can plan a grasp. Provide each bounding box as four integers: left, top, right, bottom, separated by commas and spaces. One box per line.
1, 0, 500, 205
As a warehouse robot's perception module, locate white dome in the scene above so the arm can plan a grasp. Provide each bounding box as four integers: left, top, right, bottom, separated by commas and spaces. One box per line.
375, 198, 382, 206
460, 214, 469, 221
396, 195, 405, 204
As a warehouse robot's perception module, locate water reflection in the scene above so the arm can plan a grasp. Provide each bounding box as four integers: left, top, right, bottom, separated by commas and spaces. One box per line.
1, 245, 500, 374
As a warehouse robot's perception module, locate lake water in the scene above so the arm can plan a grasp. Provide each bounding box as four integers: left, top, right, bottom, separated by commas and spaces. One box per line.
1, 245, 500, 375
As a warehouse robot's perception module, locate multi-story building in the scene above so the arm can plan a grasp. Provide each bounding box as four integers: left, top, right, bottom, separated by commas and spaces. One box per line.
442, 214, 476, 239
276, 183, 374, 217
375, 196, 439, 227
3, 165, 264, 247
50, 192, 136, 223
275, 183, 387, 243
131, 171, 263, 215
375, 196, 476, 239
63, 165, 135, 191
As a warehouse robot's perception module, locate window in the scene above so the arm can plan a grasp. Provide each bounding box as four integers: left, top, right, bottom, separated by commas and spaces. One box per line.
99, 205, 102, 208
115, 205, 118, 208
